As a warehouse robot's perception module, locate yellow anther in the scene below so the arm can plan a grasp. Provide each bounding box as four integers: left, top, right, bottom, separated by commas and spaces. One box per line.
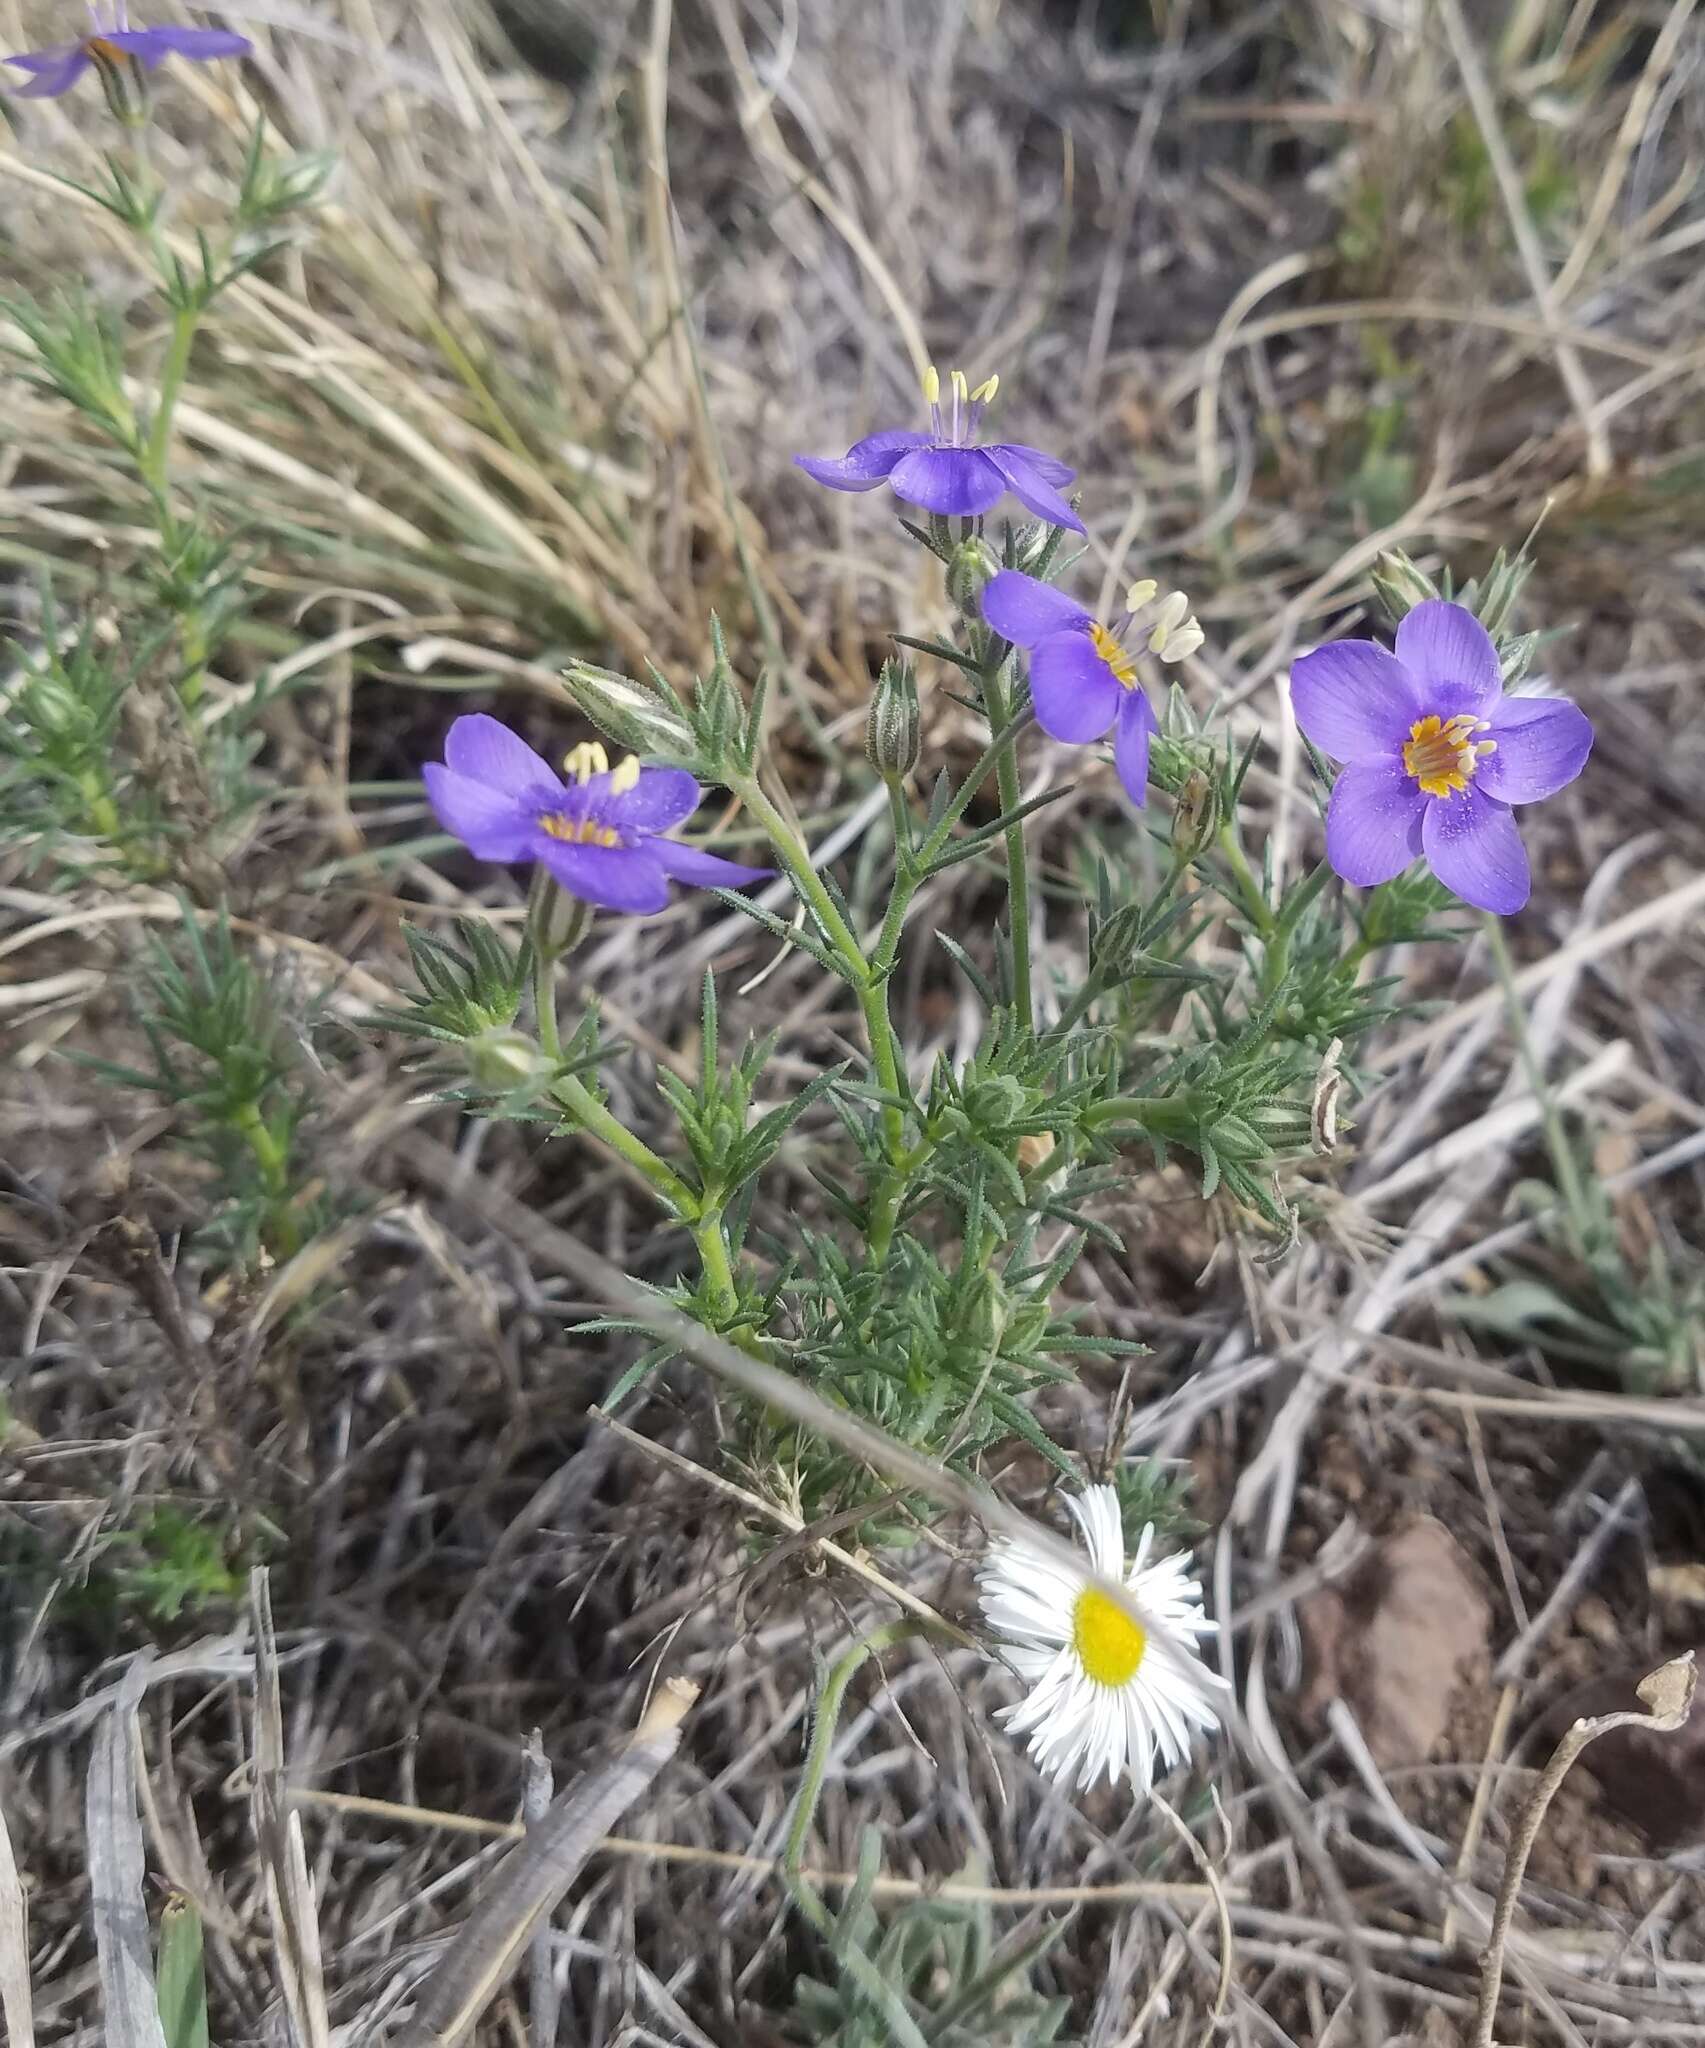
563, 740, 609, 784
1090, 621, 1139, 689
971, 374, 1000, 405
1125, 578, 1158, 614
949, 368, 970, 406
1402, 713, 1494, 798
609, 753, 642, 796
921, 364, 940, 405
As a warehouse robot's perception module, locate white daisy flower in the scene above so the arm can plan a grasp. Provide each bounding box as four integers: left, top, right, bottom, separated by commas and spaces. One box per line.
978, 1485, 1222, 1795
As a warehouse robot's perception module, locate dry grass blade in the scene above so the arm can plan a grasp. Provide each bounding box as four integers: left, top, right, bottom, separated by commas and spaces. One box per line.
1473, 1654, 1699, 2048
0, 1793, 35, 2048
248, 1572, 330, 2048
393, 1677, 699, 2048
86, 1655, 168, 2048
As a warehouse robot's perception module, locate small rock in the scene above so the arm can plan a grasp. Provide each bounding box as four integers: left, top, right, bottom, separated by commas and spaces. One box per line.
1297, 1516, 1493, 1766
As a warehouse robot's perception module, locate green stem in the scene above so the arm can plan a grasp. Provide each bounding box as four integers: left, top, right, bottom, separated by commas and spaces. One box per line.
531, 937, 563, 1063
784, 1620, 925, 1898
691, 1211, 740, 1321
1483, 914, 1590, 1253
1216, 821, 1276, 940
981, 660, 1033, 1029
140, 304, 199, 541
234, 1100, 299, 1260
1083, 1093, 1179, 1135
549, 1070, 697, 1216
737, 773, 909, 1174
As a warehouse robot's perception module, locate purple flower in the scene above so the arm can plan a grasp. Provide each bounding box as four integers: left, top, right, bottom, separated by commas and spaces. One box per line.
1290, 599, 1593, 916
5, 4, 250, 98
795, 368, 1084, 534
424, 715, 769, 916
981, 570, 1203, 806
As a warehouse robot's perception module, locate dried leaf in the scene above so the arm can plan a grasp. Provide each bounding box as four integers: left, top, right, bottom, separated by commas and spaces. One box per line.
0, 1792, 35, 2048
86, 1656, 169, 2048
249, 1571, 330, 2048
396, 1678, 698, 2048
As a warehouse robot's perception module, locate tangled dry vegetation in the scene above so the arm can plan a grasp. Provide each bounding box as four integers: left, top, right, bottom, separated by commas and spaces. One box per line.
3, 0, 1705, 2042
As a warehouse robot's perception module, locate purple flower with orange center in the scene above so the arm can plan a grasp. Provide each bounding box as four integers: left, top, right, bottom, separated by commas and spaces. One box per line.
4, 4, 250, 98
796, 367, 1084, 534
1290, 599, 1593, 915
424, 715, 769, 916
981, 570, 1204, 805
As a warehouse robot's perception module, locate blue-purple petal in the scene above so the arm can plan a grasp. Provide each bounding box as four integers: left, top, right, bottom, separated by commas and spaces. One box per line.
981, 570, 1091, 649
887, 445, 1008, 516
106, 26, 253, 66
601, 765, 700, 832
443, 713, 562, 799
1477, 696, 1593, 805
1395, 600, 1502, 720
1324, 760, 1427, 887
5, 44, 89, 95
536, 838, 672, 914
983, 445, 1085, 533
1114, 691, 1157, 806
1028, 630, 1123, 744
649, 839, 770, 889
794, 430, 932, 494
993, 442, 1075, 488
1422, 787, 1530, 914
423, 764, 536, 862
1290, 639, 1425, 765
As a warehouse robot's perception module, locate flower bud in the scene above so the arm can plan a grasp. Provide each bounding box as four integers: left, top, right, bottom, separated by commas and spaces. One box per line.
465, 1028, 549, 1093
1369, 549, 1438, 626
946, 537, 1000, 614
561, 661, 693, 761
1171, 768, 1219, 860
866, 659, 922, 780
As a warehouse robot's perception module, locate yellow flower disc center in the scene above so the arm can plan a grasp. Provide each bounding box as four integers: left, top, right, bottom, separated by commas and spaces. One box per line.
1072, 1586, 1147, 1688
1089, 621, 1138, 690
1402, 713, 1495, 798
539, 813, 621, 848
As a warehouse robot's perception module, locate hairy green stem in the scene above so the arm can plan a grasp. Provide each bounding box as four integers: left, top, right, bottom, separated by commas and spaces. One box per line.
1216, 821, 1276, 940
981, 659, 1033, 1029
784, 1619, 926, 1894
736, 773, 910, 1208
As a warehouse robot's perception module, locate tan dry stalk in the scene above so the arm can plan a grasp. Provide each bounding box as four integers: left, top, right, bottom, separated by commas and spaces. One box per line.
1473, 1654, 1697, 2048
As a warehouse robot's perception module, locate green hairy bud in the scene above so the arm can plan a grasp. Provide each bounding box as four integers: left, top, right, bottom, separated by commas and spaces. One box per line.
866, 658, 922, 780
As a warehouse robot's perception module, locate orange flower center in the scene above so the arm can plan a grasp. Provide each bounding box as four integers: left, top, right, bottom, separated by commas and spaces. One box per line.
1402, 712, 1496, 798
539, 813, 621, 848
1089, 621, 1138, 689
84, 35, 123, 59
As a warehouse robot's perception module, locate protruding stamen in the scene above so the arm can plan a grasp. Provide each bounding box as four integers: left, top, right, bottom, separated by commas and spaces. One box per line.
1157, 619, 1205, 664
971, 374, 999, 406
948, 368, 969, 443
608, 753, 642, 796
1402, 712, 1494, 797
1125, 577, 1158, 615
921, 364, 940, 405
1146, 591, 1204, 660
563, 740, 609, 784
